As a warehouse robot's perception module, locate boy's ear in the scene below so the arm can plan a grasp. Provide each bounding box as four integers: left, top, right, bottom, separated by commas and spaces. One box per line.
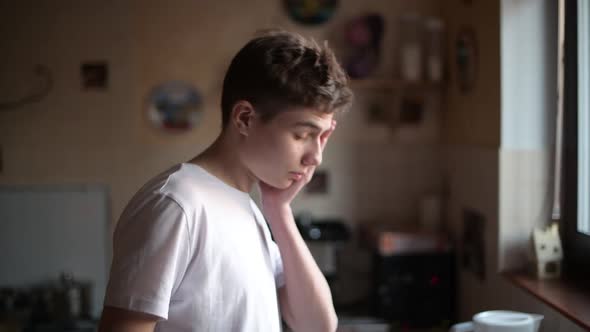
231, 101, 256, 136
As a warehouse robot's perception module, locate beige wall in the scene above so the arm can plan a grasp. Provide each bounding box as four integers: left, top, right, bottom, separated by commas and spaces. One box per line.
0, 0, 449, 315
0, 0, 448, 233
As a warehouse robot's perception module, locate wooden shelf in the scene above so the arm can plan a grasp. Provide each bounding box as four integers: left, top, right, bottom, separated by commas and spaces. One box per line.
503, 270, 590, 331
350, 78, 444, 91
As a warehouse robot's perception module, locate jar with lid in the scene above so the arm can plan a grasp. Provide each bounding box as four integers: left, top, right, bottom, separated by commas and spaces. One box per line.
399, 13, 424, 82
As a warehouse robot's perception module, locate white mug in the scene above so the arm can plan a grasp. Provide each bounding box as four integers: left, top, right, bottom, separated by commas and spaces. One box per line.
450, 310, 543, 332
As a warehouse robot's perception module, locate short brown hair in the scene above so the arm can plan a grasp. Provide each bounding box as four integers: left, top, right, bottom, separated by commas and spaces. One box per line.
220, 30, 353, 127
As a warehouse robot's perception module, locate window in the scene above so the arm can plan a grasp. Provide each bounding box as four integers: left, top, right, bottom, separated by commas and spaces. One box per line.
577, 0, 590, 236
563, 0, 590, 276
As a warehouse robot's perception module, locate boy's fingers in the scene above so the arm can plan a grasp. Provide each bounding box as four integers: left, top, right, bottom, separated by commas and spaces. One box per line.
322, 120, 337, 138
320, 120, 337, 148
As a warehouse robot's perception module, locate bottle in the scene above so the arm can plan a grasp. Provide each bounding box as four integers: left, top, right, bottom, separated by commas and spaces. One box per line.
399, 13, 423, 82
425, 18, 445, 83
60, 272, 81, 319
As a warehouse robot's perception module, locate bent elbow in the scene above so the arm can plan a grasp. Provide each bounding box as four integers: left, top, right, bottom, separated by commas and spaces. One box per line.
326, 311, 338, 332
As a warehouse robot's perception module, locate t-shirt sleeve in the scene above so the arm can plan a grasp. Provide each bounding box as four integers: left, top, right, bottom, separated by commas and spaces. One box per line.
103, 193, 190, 320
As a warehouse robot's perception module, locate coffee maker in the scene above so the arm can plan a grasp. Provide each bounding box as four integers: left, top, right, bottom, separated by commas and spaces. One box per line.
295, 213, 351, 285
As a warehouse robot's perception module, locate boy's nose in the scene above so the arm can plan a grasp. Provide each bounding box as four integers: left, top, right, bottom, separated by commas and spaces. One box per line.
302, 142, 322, 166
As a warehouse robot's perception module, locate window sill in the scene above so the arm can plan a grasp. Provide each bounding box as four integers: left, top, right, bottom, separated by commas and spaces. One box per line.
503, 270, 590, 330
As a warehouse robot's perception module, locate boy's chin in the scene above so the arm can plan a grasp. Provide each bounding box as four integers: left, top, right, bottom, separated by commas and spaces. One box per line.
259, 178, 292, 190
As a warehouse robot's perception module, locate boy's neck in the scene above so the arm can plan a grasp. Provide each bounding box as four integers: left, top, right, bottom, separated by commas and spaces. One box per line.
188, 133, 256, 194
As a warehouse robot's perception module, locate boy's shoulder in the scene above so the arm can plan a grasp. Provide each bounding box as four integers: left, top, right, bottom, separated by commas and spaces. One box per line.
134, 162, 248, 211
142, 163, 208, 200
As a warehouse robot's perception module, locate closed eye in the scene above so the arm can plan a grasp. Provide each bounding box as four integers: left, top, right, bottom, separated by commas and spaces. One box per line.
294, 131, 320, 140
294, 132, 307, 140
292, 121, 325, 139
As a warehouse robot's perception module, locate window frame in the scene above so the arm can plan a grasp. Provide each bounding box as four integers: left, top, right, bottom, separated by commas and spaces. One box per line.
563, 0, 590, 277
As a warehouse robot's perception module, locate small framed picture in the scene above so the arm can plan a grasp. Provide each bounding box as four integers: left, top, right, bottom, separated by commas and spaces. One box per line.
81, 61, 108, 90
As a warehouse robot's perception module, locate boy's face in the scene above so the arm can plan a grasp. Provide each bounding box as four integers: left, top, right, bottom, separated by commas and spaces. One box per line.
242, 107, 334, 189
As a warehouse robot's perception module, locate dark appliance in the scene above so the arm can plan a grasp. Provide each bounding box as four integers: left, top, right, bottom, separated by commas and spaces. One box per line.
295, 215, 351, 283
371, 250, 456, 329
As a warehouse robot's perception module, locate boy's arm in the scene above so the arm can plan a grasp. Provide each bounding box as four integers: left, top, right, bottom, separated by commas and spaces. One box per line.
263, 205, 338, 332
100, 195, 190, 331
98, 306, 158, 332
259, 120, 338, 332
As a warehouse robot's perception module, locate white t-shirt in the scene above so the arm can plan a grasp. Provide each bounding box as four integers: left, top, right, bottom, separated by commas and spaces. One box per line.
104, 163, 285, 332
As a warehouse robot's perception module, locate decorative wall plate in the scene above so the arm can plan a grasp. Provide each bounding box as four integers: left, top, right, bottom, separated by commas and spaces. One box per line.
146, 81, 203, 132
344, 13, 385, 79
455, 25, 478, 94
284, 0, 339, 26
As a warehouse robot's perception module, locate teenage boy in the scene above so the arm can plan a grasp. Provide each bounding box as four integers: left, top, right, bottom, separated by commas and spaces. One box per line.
98, 30, 353, 332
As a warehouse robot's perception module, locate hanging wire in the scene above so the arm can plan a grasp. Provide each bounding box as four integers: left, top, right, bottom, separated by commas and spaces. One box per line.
0, 64, 53, 111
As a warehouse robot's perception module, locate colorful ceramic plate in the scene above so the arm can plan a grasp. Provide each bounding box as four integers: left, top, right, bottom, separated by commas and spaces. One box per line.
146, 81, 203, 132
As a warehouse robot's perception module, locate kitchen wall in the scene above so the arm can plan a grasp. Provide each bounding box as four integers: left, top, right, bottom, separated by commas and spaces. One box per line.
0, 0, 445, 230
499, 0, 558, 271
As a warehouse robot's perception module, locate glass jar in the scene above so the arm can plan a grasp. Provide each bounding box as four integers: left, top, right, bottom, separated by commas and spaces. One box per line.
399, 13, 423, 82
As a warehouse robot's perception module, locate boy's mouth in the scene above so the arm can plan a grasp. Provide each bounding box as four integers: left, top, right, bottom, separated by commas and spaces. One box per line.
289, 172, 304, 180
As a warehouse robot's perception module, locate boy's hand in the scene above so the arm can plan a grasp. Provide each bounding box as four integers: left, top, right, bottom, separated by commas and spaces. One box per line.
260, 120, 336, 211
